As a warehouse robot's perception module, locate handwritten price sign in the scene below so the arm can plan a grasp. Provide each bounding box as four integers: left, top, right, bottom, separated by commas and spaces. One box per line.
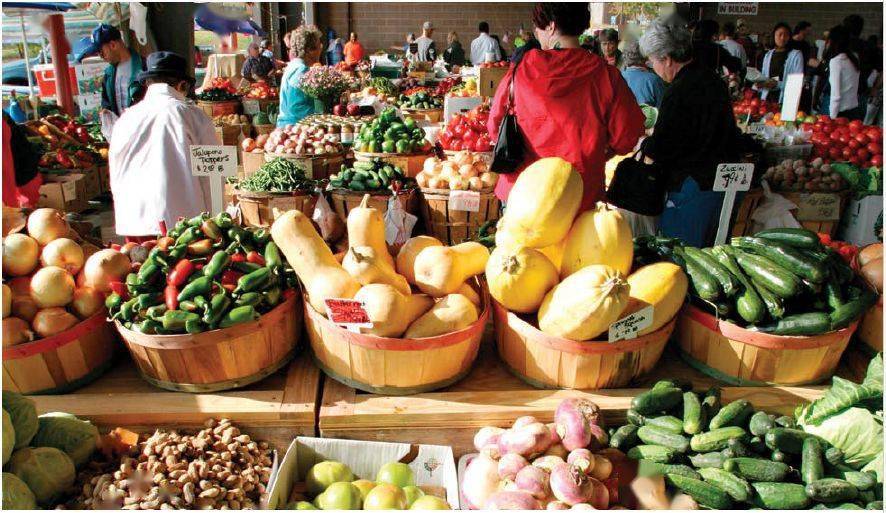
324, 298, 373, 331
608, 305, 654, 342
713, 163, 754, 192
796, 193, 841, 221
449, 190, 481, 212
190, 145, 238, 177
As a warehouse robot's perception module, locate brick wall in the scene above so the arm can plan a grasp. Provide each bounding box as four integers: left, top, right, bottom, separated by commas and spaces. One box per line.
702, 2, 883, 40
316, 2, 536, 56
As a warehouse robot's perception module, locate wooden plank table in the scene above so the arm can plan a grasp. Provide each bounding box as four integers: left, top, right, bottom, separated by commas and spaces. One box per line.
29, 353, 322, 453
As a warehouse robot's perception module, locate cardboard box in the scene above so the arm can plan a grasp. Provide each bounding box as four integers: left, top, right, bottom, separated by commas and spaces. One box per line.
838, 195, 883, 246
443, 96, 483, 122
81, 166, 101, 200
97, 165, 111, 194
37, 173, 87, 212
478, 66, 508, 97
266, 437, 459, 510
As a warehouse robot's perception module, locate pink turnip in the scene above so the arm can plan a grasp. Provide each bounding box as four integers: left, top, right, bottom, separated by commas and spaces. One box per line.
474, 426, 505, 452
513, 415, 539, 429
556, 398, 602, 426
515, 464, 550, 500
550, 463, 595, 506
483, 490, 542, 510
546, 500, 570, 510
498, 453, 529, 481
569, 503, 596, 510
566, 449, 594, 474
545, 443, 569, 459
554, 403, 592, 451
462, 453, 500, 510
498, 423, 552, 457
587, 423, 609, 451
589, 455, 612, 481
532, 455, 565, 473
547, 423, 562, 445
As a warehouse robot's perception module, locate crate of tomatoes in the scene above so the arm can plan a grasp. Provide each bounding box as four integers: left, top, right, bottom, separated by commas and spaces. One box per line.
438, 105, 493, 153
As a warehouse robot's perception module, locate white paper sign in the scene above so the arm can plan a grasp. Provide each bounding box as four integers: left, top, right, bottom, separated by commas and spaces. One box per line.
747, 123, 767, 136
62, 179, 77, 199
795, 193, 841, 221
609, 305, 654, 342
242, 99, 261, 115
713, 163, 754, 192
449, 190, 481, 212
190, 145, 238, 177
780, 73, 804, 122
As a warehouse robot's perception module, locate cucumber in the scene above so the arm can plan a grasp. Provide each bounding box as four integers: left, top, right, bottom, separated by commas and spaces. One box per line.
665, 473, 733, 510
806, 478, 859, 503
609, 424, 639, 450
749, 411, 776, 436
755, 227, 822, 249
830, 291, 878, 331
766, 428, 822, 454
689, 451, 726, 469
711, 246, 766, 323
702, 388, 722, 430
735, 250, 802, 298
835, 471, 877, 492
627, 444, 676, 463
752, 482, 812, 509
753, 278, 786, 319
637, 460, 701, 480
824, 446, 844, 466
709, 399, 753, 429
686, 246, 740, 296
824, 275, 844, 310
626, 409, 646, 426
753, 312, 832, 336
865, 501, 883, 510
748, 436, 768, 454
645, 415, 684, 434
652, 378, 693, 391
774, 415, 797, 429
690, 427, 748, 452
771, 449, 789, 463
683, 392, 704, 435
802, 437, 825, 484
722, 438, 753, 458
732, 236, 827, 283
631, 387, 683, 415
698, 467, 753, 502
637, 425, 690, 453
724, 457, 790, 482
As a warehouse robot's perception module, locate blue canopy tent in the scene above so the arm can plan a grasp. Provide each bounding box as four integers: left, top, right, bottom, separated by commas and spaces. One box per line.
194, 4, 265, 37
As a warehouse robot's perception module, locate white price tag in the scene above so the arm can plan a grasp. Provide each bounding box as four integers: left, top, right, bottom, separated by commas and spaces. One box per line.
243, 99, 261, 115
713, 163, 754, 192
608, 305, 654, 342
449, 190, 481, 212
747, 123, 767, 136
62, 179, 77, 199
190, 145, 238, 177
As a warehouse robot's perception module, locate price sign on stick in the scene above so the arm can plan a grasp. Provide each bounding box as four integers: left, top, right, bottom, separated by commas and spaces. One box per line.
780, 73, 804, 122
713, 163, 754, 245
190, 145, 238, 215
324, 298, 373, 332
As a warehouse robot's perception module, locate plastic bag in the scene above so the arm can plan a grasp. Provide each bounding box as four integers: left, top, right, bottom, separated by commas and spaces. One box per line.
384, 195, 417, 246
751, 180, 801, 232
312, 193, 344, 243
99, 109, 118, 141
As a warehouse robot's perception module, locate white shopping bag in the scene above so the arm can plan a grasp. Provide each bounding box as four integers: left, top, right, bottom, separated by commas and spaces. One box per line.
751, 180, 802, 232
384, 195, 417, 246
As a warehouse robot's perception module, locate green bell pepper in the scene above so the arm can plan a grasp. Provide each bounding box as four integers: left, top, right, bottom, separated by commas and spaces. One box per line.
382, 140, 396, 153
395, 139, 410, 153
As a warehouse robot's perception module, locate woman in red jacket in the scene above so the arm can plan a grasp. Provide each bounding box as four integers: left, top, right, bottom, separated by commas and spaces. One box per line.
488, 3, 645, 211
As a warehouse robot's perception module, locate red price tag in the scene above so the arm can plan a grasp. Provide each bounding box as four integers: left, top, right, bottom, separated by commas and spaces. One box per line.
324, 298, 373, 329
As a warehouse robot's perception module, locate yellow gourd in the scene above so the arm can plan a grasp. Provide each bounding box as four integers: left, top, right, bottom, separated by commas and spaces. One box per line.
271, 210, 361, 313
485, 246, 559, 313
343, 246, 411, 295
353, 284, 433, 337
396, 236, 443, 285
620, 263, 688, 336
538, 264, 630, 341
413, 242, 490, 297
457, 282, 481, 307
405, 293, 478, 338
560, 202, 634, 279
347, 194, 394, 267
496, 158, 583, 248
537, 239, 566, 273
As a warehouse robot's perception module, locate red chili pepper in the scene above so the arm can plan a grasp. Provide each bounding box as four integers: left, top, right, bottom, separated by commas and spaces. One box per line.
195, 263, 204, 271
230, 252, 246, 263
164, 285, 179, 311
246, 251, 266, 266
220, 268, 243, 286
167, 259, 195, 287
108, 281, 129, 300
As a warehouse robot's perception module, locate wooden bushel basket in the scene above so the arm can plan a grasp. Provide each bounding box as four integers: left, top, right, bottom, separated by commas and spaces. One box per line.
676, 304, 856, 386
329, 189, 419, 223
197, 99, 241, 117
304, 287, 488, 395
857, 297, 882, 356
494, 300, 674, 389
419, 188, 501, 245
236, 189, 318, 228
254, 124, 275, 136
3, 311, 117, 395
115, 293, 302, 393
242, 151, 266, 177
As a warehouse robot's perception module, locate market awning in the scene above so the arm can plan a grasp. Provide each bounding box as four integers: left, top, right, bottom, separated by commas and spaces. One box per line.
194, 4, 265, 36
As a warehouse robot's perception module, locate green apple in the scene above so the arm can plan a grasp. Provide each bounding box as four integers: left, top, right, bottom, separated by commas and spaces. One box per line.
294, 501, 318, 510
409, 495, 451, 510
351, 479, 376, 501
306, 461, 354, 497
402, 485, 425, 507
376, 462, 415, 488
363, 483, 408, 510
316, 482, 362, 510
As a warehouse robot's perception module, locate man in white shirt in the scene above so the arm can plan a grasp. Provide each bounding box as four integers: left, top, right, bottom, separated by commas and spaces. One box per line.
719, 22, 747, 70
415, 21, 437, 61
470, 21, 502, 65
109, 52, 217, 239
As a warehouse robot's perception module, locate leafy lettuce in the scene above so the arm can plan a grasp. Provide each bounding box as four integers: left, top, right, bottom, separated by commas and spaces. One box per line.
802, 408, 882, 468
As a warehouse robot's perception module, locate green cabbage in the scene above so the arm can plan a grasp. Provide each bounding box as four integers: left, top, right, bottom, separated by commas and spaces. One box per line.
31, 412, 98, 468
2, 472, 37, 510
2, 392, 37, 449
9, 446, 76, 507
3, 409, 15, 465
861, 451, 883, 482
802, 407, 883, 468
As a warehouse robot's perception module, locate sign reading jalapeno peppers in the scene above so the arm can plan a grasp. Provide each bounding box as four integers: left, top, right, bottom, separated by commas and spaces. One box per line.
107, 212, 298, 335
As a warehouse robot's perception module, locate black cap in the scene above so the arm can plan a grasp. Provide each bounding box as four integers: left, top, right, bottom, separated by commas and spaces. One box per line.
137, 51, 193, 82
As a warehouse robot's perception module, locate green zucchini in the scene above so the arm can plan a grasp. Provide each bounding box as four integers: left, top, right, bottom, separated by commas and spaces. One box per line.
735, 250, 802, 298
766, 427, 823, 454
753, 312, 832, 336
755, 227, 822, 249
627, 444, 676, 463
686, 246, 740, 296
711, 245, 766, 323
830, 291, 878, 331
724, 457, 790, 482
631, 387, 683, 415
645, 415, 684, 434
698, 467, 753, 502
752, 482, 813, 509
682, 392, 704, 435
690, 427, 748, 452
609, 424, 639, 450
806, 478, 859, 503
732, 236, 827, 283
802, 437, 825, 484
753, 277, 786, 319
709, 399, 753, 429
637, 460, 701, 480
749, 411, 776, 436
637, 425, 690, 453
666, 473, 733, 510
689, 451, 726, 469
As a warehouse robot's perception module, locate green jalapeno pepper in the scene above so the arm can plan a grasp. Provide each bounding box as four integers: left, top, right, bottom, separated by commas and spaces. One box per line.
251, 228, 271, 247
203, 251, 230, 279
135, 319, 162, 334
162, 310, 200, 331
187, 213, 208, 228
136, 292, 163, 310
145, 304, 168, 319
263, 241, 283, 269
177, 276, 212, 302
185, 318, 205, 334
204, 293, 232, 327
119, 298, 139, 322
233, 261, 262, 274
105, 293, 123, 311
219, 305, 259, 328
178, 300, 198, 312
137, 260, 161, 284
175, 226, 202, 246
214, 212, 234, 229
235, 292, 262, 307
200, 219, 222, 240
234, 267, 272, 294
264, 287, 282, 307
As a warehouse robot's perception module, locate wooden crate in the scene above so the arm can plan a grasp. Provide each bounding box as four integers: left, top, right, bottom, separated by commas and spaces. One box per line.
353, 151, 431, 178
80, 165, 101, 200
266, 152, 346, 181
420, 188, 500, 245
97, 164, 110, 194
781, 191, 850, 237
29, 354, 322, 453
478, 66, 509, 97
319, 332, 843, 458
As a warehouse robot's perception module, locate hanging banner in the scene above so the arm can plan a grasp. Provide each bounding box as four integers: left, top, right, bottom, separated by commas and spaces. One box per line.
717, 3, 759, 15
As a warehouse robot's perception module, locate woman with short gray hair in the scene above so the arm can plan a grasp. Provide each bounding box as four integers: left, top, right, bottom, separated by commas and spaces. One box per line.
620, 40, 665, 107
636, 18, 744, 247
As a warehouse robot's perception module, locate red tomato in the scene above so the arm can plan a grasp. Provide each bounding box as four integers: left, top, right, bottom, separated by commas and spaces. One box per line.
858, 148, 871, 160
830, 131, 842, 142
474, 137, 492, 152
850, 155, 863, 166
867, 142, 882, 155
849, 119, 864, 131
872, 154, 883, 167
864, 127, 882, 141
801, 123, 814, 132
822, 124, 835, 134
819, 115, 832, 122
839, 134, 852, 145
829, 147, 843, 160
750, 99, 760, 108
835, 117, 850, 125
451, 123, 467, 138
855, 133, 870, 145
449, 140, 463, 151
848, 139, 861, 150
842, 147, 854, 159
462, 128, 480, 146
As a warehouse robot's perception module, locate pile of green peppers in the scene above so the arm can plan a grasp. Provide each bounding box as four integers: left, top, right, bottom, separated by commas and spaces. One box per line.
106, 212, 297, 335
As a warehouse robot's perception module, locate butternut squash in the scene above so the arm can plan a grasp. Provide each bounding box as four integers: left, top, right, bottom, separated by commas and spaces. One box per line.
343, 246, 411, 295
538, 264, 630, 341
619, 262, 688, 335
347, 194, 394, 267
413, 242, 490, 297
560, 202, 633, 279
353, 284, 433, 337
485, 245, 559, 313
457, 282, 481, 307
396, 236, 443, 285
496, 157, 583, 248
405, 293, 479, 338
271, 210, 361, 313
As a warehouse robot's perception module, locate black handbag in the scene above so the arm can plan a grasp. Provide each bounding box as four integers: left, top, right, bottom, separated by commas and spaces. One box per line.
606, 150, 667, 216
490, 65, 524, 174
